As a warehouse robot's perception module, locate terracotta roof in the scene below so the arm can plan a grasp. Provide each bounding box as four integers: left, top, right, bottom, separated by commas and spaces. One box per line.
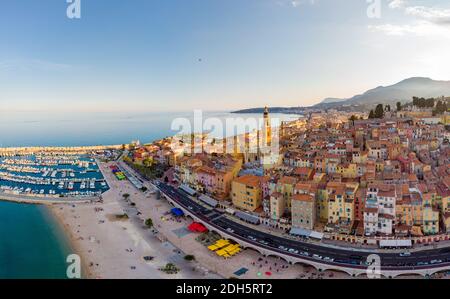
278, 176, 298, 185
292, 194, 314, 202
233, 175, 262, 188
364, 207, 378, 213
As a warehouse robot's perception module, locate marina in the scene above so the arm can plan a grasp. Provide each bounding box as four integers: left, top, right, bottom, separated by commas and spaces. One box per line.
0, 153, 109, 198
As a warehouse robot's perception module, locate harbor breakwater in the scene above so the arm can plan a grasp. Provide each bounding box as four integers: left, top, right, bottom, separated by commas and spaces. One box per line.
0, 145, 124, 156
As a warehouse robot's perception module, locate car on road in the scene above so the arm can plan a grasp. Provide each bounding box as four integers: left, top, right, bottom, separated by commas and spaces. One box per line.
248, 235, 257, 241
259, 240, 269, 245
399, 252, 411, 257
417, 262, 429, 266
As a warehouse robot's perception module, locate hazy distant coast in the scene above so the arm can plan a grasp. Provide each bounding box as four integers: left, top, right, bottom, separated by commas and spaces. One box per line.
233, 77, 450, 114
231, 107, 305, 114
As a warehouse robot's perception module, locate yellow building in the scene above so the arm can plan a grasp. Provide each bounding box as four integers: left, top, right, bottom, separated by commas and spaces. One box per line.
336, 163, 357, 179
263, 106, 272, 147
422, 192, 439, 235
445, 213, 450, 233
326, 182, 358, 224
317, 187, 329, 223
411, 192, 423, 226
442, 114, 450, 125
375, 160, 384, 172
396, 195, 414, 227
231, 175, 263, 212
422, 207, 440, 235
276, 176, 298, 209
443, 194, 449, 213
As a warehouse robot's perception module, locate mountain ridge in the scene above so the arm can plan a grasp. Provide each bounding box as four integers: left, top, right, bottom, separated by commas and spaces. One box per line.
232, 77, 450, 113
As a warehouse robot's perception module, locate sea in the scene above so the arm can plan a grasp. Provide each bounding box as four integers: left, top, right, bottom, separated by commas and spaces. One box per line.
0, 111, 301, 147
0, 201, 72, 278
0, 110, 302, 278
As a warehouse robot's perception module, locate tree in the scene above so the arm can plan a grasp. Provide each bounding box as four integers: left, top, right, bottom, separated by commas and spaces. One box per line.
123, 193, 130, 201
368, 110, 375, 119
143, 157, 153, 167
412, 97, 436, 108
145, 218, 153, 228
396, 102, 402, 112
374, 104, 384, 118
433, 100, 448, 116
160, 263, 179, 274
184, 255, 196, 261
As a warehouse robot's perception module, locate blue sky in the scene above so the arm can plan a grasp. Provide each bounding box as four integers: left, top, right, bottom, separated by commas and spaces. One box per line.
1, 0, 449, 112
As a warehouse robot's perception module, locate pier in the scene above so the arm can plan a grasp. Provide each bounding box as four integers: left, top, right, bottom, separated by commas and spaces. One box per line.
0, 145, 124, 157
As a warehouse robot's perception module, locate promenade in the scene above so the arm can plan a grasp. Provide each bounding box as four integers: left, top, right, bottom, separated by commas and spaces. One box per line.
49, 159, 222, 279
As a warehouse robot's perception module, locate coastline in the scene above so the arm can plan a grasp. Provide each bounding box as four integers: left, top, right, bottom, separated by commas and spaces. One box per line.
46, 203, 95, 279
41, 173, 220, 279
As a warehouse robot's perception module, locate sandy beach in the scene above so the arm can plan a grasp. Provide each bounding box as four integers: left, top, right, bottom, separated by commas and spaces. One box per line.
47, 161, 223, 279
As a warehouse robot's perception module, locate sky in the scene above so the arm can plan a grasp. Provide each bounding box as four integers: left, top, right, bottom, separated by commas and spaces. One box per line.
0, 0, 449, 113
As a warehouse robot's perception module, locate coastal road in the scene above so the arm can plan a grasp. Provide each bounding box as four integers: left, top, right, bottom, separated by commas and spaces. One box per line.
156, 182, 450, 272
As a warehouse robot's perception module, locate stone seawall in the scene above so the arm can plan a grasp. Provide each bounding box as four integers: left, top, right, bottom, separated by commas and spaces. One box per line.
0, 191, 98, 205
0, 145, 124, 156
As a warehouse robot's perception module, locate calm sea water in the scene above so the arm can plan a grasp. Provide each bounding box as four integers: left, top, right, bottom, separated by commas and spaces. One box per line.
0, 111, 301, 147
0, 201, 72, 279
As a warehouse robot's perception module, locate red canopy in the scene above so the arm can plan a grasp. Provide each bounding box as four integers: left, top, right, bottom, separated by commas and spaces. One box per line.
188, 222, 208, 233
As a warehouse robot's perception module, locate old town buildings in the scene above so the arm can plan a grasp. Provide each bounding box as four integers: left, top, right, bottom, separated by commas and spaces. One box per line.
133, 106, 450, 239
